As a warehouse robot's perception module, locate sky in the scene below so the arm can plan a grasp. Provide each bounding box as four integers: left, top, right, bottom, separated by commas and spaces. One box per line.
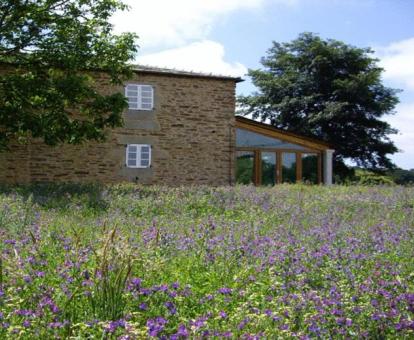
112, 0, 414, 170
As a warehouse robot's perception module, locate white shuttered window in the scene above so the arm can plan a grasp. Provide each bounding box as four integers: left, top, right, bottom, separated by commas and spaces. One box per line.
125, 84, 154, 110
126, 144, 151, 168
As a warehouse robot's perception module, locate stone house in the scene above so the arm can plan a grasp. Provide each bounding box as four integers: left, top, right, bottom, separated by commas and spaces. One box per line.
0, 66, 334, 185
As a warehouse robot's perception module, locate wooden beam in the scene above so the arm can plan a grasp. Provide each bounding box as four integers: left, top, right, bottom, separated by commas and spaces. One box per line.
317, 153, 322, 185
276, 151, 282, 184
254, 150, 261, 186
235, 147, 317, 153
296, 153, 302, 183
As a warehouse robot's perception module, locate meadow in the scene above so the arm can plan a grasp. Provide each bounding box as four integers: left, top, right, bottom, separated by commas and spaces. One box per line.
0, 184, 413, 339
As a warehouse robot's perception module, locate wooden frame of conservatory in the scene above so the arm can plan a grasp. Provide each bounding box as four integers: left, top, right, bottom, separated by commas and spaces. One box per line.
235, 117, 332, 185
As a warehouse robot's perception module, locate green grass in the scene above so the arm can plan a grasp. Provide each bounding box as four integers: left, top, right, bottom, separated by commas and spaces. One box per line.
0, 183, 413, 339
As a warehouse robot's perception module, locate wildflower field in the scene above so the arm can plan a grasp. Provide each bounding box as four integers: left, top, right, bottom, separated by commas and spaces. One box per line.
1, 184, 414, 339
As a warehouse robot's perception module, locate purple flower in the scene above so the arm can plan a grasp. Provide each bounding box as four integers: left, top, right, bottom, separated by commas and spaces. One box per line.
139, 302, 148, 311
105, 320, 126, 333
336, 317, 348, 326
238, 317, 250, 330
164, 301, 177, 315
22, 275, 32, 284
82, 279, 93, 287
279, 324, 289, 331
309, 323, 320, 334
218, 287, 232, 295
171, 324, 189, 339
147, 317, 168, 337
140, 288, 152, 296
15, 309, 34, 317
168, 290, 178, 298
39, 296, 59, 314
219, 310, 227, 319
191, 316, 208, 330
171, 282, 180, 289
221, 331, 233, 338
130, 278, 142, 289
48, 322, 64, 329
264, 309, 273, 317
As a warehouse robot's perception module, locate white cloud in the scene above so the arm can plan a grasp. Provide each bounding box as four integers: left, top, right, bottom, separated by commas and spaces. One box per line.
111, 0, 295, 49
377, 37, 414, 91
136, 40, 247, 77
385, 102, 414, 169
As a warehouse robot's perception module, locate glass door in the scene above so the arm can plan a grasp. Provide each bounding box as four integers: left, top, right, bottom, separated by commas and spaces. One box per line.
302, 153, 319, 184
261, 152, 276, 186
236, 151, 255, 184
282, 152, 297, 183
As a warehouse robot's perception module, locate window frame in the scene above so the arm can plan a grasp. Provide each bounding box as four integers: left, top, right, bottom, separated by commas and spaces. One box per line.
125, 84, 154, 111
235, 148, 322, 185
125, 144, 152, 168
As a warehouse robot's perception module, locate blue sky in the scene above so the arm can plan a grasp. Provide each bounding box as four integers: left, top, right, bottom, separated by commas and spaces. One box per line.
112, 0, 414, 169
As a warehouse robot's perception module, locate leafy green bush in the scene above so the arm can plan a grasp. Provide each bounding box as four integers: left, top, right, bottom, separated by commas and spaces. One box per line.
354, 169, 395, 185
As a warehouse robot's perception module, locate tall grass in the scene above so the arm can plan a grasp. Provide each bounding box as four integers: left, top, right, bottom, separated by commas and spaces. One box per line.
0, 183, 413, 338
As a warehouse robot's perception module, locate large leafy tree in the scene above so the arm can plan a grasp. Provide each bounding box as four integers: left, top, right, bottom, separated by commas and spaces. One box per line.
0, 0, 138, 149
238, 33, 400, 177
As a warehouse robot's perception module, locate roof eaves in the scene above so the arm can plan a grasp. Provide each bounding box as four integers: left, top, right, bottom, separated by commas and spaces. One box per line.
132, 64, 244, 83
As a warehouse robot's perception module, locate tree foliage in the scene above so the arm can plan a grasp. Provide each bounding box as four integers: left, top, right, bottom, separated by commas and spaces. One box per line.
238, 33, 400, 175
388, 168, 414, 185
0, 0, 138, 149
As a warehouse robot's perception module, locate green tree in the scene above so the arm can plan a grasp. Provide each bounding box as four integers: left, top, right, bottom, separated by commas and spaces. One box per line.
0, 0, 138, 149
238, 33, 400, 178
388, 168, 414, 185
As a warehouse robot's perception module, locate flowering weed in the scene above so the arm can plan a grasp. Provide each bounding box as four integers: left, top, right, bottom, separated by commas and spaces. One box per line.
0, 184, 413, 338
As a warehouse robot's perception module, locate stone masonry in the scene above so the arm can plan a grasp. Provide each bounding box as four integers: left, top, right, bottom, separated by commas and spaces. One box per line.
0, 68, 240, 185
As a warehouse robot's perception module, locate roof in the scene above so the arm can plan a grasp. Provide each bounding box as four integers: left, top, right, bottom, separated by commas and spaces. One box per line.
235, 116, 333, 151
132, 64, 244, 83
0, 60, 243, 82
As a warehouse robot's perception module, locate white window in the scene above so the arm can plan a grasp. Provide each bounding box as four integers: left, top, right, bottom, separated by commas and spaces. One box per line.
125, 84, 154, 111
126, 144, 151, 168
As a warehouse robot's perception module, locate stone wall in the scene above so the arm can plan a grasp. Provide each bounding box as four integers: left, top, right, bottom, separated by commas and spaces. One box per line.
0, 71, 237, 185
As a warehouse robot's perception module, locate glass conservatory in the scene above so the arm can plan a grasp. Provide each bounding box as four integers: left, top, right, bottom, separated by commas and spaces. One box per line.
235, 117, 334, 185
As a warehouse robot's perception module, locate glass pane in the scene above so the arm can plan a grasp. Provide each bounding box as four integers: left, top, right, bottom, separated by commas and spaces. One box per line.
236, 151, 255, 184
128, 153, 137, 159
141, 159, 150, 167
261, 152, 276, 186
128, 102, 138, 110
126, 85, 138, 91
141, 146, 150, 152
127, 159, 136, 167
282, 152, 297, 183
128, 145, 137, 152
302, 153, 318, 184
141, 103, 152, 109
236, 128, 307, 150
